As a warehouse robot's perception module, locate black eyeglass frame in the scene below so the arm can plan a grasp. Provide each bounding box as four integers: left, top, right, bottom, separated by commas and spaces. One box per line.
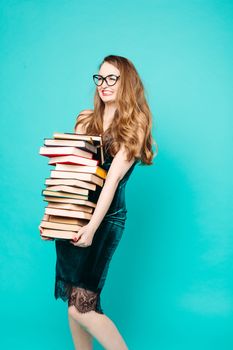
92, 74, 120, 86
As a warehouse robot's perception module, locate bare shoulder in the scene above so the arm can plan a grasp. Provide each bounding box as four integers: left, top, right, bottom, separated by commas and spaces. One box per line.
75, 109, 93, 133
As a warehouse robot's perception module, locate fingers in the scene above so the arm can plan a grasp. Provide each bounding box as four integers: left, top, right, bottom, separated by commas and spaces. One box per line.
39, 224, 54, 241
40, 233, 54, 241
69, 226, 92, 247
71, 232, 82, 243
70, 237, 85, 246
70, 238, 82, 246
70, 241, 89, 247
41, 235, 54, 240
70, 234, 90, 247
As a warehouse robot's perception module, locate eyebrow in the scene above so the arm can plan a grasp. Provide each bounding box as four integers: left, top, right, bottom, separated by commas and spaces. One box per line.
97, 74, 118, 76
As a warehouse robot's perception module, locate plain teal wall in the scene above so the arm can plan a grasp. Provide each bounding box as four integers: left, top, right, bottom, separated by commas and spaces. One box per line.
0, 1, 232, 349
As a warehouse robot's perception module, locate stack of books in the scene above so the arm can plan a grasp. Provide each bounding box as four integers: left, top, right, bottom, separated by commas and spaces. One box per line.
39, 132, 106, 240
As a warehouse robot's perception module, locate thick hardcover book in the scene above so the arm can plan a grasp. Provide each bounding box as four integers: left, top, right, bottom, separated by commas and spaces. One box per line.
50, 170, 104, 187
45, 207, 92, 220
44, 214, 88, 225
42, 189, 87, 200
48, 155, 99, 166
46, 202, 93, 213
41, 228, 77, 240
54, 163, 107, 179
44, 184, 102, 199
45, 177, 97, 191
44, 138, 98, 154
39, 146, 93, 159
43, 196, 96, 208
42, 184, 102, 203
40, 220, 82, 231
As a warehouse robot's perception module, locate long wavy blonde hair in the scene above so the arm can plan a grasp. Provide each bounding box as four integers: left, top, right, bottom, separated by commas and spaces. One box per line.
74, 55, 158, 165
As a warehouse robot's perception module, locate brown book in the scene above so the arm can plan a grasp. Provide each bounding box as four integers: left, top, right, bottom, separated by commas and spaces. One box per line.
43, 196, 96, 208
45, 178, 96, 191
50, 170, 104, 187
54, 163, 107, 179
42, 189, 88, 200
46, 214, 88, 225
41, 228, 77, 240
45, 207, 92, 220
46, 185, 89, 196
40, 220, 82, 231
45, 183, 102, 198
48, 155, 99, 166
47, 202, 93, 213
42, 184, 101, 203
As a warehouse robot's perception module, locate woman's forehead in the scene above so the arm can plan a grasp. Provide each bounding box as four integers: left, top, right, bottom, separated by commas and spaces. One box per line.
98, 62, 120, 76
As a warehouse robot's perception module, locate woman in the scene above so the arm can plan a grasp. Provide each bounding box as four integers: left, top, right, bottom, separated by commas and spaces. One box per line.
39, 55, 157, 350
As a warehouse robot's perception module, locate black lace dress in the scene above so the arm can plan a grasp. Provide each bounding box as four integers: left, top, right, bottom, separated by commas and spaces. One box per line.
54, 147, 138, 314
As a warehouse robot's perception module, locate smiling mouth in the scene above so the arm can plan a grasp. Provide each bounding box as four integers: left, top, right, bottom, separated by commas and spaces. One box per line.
102, 90, 113, 96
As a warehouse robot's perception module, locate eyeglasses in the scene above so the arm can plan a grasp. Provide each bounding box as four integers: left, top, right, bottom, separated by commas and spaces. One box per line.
93, 74, 120, 86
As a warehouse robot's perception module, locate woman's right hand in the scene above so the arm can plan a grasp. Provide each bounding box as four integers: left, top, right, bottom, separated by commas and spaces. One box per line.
39, 214, 54, 241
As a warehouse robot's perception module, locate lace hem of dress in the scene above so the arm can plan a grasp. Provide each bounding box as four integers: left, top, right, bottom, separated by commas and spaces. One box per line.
54, 278, 104, 314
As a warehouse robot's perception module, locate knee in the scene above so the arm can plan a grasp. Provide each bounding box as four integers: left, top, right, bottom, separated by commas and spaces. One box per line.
68, 305, 89, 325
68, 305, 79, 320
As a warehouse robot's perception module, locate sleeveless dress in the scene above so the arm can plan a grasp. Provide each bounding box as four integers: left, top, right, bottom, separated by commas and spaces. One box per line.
54, 146, 139, 314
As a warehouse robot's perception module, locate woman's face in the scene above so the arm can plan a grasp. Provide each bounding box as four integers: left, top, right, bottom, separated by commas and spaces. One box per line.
96, 62, 120, 104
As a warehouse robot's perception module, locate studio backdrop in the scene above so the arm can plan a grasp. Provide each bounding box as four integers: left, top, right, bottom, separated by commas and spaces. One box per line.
0, 1, 232, 349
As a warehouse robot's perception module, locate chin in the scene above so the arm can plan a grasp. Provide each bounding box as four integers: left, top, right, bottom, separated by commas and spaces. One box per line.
101, 96, 116, 103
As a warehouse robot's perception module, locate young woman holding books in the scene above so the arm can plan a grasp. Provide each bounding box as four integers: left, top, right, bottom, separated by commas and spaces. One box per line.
39, 55, 157, 350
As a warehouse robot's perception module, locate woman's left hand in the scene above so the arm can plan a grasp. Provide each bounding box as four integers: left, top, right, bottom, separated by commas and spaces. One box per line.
70, 223, 96, 247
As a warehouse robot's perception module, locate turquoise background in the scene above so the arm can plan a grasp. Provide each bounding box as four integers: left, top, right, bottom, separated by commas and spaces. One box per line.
0, 1, 232, 349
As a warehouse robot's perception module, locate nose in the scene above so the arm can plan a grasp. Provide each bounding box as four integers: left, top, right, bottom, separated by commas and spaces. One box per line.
102, 79, 108, 88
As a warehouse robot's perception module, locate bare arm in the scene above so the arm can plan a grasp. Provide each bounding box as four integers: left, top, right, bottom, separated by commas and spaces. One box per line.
88, 147, 136, 231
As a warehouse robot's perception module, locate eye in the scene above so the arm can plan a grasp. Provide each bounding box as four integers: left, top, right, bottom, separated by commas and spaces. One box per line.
93, 75, 103, 85
107, 75, 117, 82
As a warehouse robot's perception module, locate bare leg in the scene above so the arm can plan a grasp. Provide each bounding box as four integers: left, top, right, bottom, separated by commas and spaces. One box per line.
68, 312, 93, 350
68, 306, 128, 350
